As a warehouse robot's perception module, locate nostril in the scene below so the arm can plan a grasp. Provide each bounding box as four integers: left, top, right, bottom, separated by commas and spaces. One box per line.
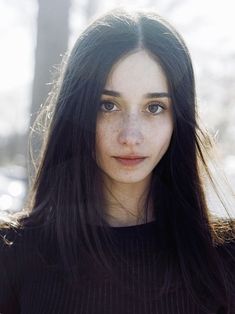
118, 129, 144, 146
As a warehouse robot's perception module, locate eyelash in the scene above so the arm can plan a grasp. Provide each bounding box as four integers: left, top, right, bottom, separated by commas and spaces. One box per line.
99, 100, 166, 115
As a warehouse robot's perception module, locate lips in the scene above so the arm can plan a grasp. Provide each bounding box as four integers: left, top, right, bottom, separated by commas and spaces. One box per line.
113, 156, 146, 166
115, 156, 146, 159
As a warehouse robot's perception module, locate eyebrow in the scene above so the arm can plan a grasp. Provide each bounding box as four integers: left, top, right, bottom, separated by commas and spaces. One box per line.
102, 89, 171, 98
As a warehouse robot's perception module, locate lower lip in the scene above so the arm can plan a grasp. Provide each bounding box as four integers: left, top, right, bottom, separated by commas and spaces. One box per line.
114, 157, 146, 166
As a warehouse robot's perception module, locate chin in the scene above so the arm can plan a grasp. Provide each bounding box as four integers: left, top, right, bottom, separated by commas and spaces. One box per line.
106, 172, 152, 185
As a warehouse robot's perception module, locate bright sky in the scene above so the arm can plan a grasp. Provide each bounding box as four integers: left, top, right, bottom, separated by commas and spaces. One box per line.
0, 0, 235, 136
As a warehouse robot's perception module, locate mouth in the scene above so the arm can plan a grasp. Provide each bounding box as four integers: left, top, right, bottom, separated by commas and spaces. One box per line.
113, 157, 147, 166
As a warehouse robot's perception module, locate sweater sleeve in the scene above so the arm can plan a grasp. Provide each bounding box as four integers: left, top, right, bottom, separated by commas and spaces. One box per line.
0, 230, 20, 314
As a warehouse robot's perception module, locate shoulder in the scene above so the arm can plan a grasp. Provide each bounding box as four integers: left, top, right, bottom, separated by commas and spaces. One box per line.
0, 224, 50, 311
216, 239, 235, 268
0, 223, 56, 282
0, 215, 55, 246
0, 223, 50, 265
0, 221, 60, 273
0, 212, 33, 250
0, 225, 34, 250
212, 217, 235, 269
0, 226, 37, 270
0, 227, 28, 305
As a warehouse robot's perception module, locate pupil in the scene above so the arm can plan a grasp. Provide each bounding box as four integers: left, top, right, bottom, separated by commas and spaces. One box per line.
105, 102, 114, 110
149, 104, 159, 113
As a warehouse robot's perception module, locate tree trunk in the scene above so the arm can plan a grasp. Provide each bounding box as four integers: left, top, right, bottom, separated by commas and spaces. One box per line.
30, 0, 71, 128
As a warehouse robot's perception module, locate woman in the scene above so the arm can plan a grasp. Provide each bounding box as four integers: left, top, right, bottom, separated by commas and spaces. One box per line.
0, 8, 235, 314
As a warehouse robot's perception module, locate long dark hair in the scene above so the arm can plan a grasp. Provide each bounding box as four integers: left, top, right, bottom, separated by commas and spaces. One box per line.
2, 8, 235, 313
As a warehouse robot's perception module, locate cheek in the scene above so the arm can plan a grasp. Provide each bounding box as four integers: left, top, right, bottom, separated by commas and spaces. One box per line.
96, 122, 116, 153
150, 121, 173, 149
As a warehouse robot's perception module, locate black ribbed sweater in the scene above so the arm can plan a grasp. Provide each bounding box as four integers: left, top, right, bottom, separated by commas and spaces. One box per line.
0, 220, 234, 314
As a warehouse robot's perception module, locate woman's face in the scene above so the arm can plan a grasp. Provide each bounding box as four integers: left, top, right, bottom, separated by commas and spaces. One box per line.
95, 49, 173, 186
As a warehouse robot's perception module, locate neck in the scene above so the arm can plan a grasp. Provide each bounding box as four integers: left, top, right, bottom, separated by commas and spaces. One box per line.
102, 176, 155, 227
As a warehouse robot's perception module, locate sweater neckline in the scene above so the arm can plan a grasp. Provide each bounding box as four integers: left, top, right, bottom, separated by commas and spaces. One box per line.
101, 219, 158, 239
107, 219, 157, 229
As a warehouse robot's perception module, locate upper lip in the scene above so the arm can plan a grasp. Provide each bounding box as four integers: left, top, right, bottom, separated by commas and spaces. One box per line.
114, 155, 146, 159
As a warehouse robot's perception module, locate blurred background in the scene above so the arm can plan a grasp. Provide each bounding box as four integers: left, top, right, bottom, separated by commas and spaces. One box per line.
0, 0, 235, 216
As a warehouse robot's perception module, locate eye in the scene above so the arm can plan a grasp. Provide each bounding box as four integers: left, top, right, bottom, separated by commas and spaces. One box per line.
146, 103, 165, 115
100, 101, 118, 112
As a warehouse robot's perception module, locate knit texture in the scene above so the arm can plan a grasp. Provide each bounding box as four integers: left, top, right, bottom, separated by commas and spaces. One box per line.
0, 220, 234, 314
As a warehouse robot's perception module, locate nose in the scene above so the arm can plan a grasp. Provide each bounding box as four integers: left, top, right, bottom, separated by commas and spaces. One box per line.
117, 115, 144, 146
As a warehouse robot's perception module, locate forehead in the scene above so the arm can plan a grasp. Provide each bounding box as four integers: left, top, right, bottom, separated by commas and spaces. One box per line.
104, 50, 169, 99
